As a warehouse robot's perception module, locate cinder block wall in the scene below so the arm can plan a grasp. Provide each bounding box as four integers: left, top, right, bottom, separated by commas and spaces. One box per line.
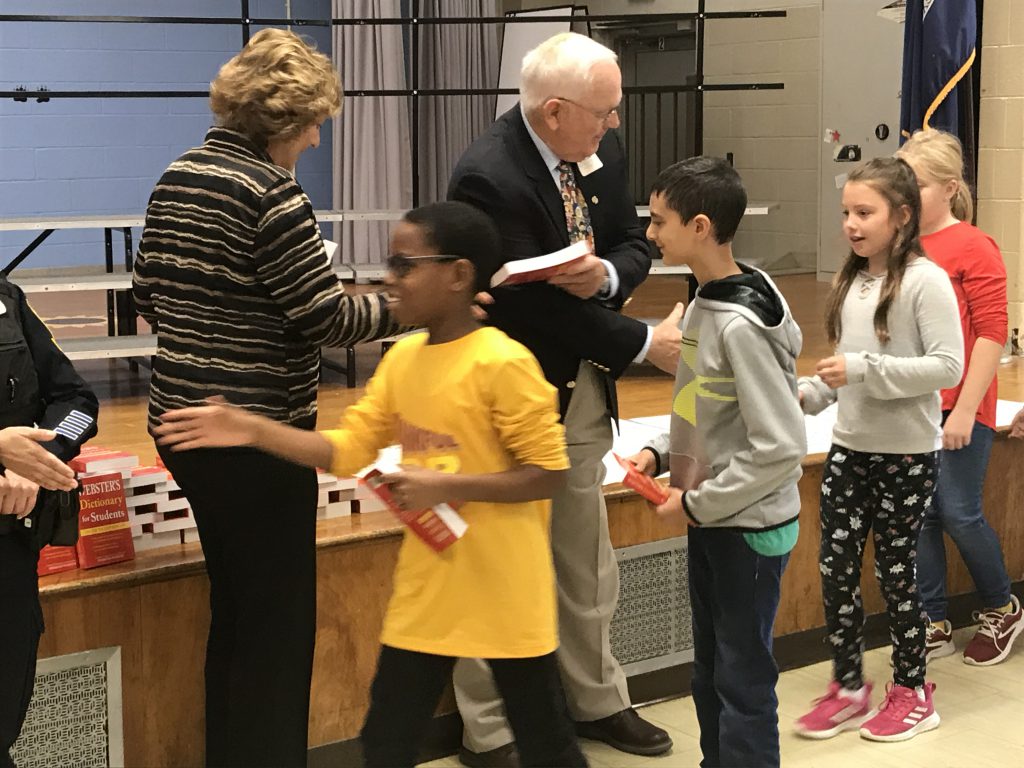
0, 0, 333, 271
702, 3, 820, 274
976, 0, 1024, 336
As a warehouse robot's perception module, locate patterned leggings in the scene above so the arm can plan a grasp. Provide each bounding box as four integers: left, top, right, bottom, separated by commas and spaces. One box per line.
819, 446, 938, 690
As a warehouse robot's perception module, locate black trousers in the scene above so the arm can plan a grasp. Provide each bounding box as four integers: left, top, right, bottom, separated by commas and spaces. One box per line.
0, 528, 41, 768
158, 445, 318, 768
819, 446, 937, 690
361, 645, 587, 768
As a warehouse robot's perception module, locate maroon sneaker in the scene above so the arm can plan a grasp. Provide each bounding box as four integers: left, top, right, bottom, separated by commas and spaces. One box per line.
925, 620, 955, 661
963, 595, 1024, 666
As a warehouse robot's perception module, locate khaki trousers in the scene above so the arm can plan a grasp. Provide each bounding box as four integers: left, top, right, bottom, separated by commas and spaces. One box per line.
454, 363, 630, 751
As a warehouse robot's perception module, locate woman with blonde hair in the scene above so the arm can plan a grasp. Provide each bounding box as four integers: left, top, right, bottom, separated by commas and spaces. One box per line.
133, 28, 398, 767
897, 129, 1021, 667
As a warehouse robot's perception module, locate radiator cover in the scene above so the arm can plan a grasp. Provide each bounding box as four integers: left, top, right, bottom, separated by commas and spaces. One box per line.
11, 647, 124, 768
610, 536, 693, 676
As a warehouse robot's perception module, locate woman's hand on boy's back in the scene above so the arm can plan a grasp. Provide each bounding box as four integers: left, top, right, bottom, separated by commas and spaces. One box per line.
472, 292, 494, 321
816, 355, 848, 389
154, 397, 261, 451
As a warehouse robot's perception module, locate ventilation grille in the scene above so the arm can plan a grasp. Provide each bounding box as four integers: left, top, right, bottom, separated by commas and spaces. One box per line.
11, 647, 123, 768
610, 537, 693, 675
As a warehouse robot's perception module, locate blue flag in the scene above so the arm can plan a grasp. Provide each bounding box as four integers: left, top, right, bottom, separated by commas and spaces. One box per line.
899, 0, 976, 143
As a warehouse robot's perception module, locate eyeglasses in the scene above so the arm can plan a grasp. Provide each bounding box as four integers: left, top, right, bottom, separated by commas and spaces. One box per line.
385, 253, 459, 277
555, 97, 620, 123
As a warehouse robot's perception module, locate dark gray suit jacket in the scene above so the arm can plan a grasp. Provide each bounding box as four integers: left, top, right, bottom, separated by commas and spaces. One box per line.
447, 106, 651, 420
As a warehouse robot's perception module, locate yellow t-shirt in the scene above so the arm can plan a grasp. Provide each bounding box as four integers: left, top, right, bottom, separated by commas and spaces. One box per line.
322, 327, 569, 659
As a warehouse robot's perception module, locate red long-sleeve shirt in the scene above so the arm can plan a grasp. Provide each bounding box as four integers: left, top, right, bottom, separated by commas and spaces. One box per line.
921, 221, 1008, 429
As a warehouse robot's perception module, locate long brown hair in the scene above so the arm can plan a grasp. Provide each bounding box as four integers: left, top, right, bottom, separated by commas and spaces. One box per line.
825, 157, 925, 346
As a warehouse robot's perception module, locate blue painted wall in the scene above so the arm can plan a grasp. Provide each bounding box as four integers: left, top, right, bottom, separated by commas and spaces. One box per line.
0, 1, 334, 269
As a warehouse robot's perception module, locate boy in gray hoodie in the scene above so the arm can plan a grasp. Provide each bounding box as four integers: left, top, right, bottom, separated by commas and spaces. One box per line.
629, 157, 806, 768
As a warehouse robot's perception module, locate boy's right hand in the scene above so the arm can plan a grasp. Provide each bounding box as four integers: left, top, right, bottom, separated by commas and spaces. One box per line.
154, 397, 261, 451
623, 449, 657, 477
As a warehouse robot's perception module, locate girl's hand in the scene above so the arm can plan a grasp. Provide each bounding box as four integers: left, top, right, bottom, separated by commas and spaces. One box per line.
154, 397, 261, 451
816, 355, 848, 389
653, 487, 696, 526
381, 465, 453, 510
1011, 407, 1024, 439
623, 449, 657, 477
942, 408, 975, 450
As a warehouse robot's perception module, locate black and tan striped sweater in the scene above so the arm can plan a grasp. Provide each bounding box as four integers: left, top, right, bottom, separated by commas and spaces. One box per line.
133, 127, 397, 432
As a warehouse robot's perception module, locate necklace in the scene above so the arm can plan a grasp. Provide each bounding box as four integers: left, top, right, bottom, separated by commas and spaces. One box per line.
856, 272, 880, 299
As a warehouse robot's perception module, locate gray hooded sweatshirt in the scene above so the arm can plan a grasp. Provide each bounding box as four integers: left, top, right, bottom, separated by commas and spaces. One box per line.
646, 264, 806, 534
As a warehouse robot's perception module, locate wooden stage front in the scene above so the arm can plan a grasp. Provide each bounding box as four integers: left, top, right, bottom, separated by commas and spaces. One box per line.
29, 274, 1024, 766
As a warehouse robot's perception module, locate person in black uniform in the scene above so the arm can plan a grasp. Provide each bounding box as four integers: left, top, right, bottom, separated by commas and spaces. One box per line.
0, 274, 99, 768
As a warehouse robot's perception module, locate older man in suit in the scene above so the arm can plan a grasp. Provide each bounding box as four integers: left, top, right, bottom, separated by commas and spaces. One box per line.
449, 32, 681, 767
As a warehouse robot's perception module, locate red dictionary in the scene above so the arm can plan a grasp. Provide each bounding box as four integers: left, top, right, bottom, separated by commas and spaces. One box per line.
75, 472, 136, 569
360, 466, 467, 553
489, 240, 590, 288
613, 453, 670, 505
37, 545, 79, 577
69, 446, 140, 476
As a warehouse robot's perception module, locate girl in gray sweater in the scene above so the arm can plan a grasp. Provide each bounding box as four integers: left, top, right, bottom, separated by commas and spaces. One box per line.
795, 158, 963, 744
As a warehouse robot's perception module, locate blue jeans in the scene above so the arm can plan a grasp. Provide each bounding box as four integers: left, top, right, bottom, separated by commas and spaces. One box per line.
688, 526, 787, 768
917, 417, 1012, 621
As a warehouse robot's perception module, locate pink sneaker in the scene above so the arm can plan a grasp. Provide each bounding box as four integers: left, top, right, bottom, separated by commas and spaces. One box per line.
859, 682, 939, 742
963, 595, 1024, 666
794, 681, 872, 739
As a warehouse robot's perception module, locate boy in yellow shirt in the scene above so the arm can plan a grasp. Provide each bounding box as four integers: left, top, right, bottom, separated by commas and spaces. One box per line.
155, 201, 587, 768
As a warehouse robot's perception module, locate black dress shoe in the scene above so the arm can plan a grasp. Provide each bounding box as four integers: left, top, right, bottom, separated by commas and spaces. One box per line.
457, 742, 521, 768
575, 708, 673, 756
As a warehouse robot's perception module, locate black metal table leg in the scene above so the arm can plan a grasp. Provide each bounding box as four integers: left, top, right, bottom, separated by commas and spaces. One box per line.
120, 227, 137, 334
104, 228, 115, 337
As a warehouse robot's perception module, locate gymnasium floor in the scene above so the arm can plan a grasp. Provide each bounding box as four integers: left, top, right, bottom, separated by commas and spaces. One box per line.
420, 625, 1024, 767
26, 272, 1024, 460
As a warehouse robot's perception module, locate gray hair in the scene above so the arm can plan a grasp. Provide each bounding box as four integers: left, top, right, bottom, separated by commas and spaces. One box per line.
520, 32, 618, 115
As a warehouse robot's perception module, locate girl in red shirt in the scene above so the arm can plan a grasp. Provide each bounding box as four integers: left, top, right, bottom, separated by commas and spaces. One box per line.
897, 129, 1022, 667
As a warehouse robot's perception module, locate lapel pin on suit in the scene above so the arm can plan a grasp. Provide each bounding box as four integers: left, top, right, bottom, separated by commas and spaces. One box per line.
591, 196, 599, 204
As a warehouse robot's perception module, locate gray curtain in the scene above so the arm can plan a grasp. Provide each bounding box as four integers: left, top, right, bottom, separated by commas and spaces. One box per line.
416, 0, 502, 203
332, 0, 412, 265
331, 0, 501, 263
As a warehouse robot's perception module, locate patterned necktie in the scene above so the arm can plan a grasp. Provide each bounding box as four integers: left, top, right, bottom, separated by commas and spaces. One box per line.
557, 161, 594, 250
